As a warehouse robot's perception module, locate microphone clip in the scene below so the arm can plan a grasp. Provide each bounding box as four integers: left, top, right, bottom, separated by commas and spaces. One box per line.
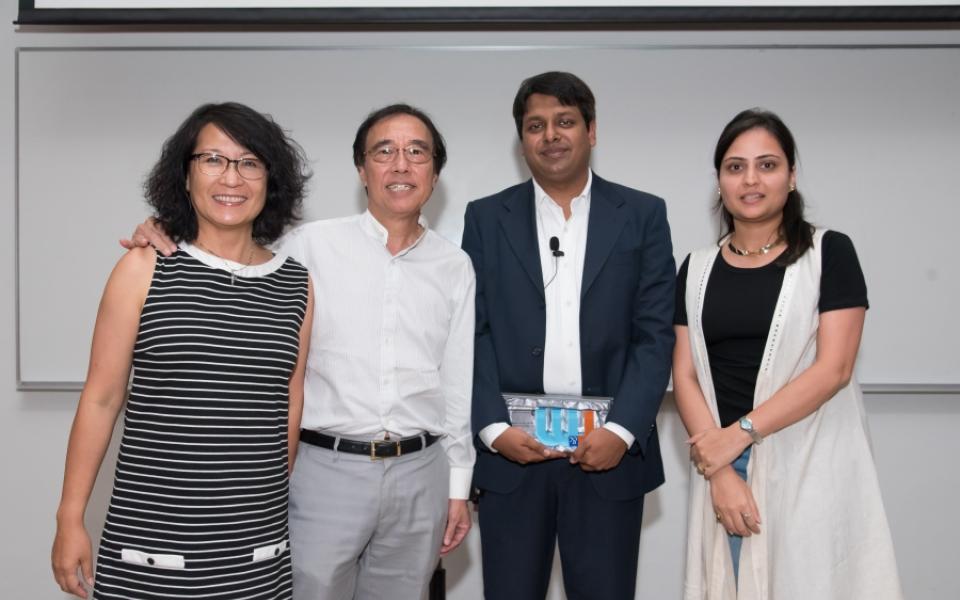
549, 236, 565, 258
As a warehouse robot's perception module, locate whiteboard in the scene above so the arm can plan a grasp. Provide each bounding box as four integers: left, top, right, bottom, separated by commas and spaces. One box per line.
15, 43, 960, 388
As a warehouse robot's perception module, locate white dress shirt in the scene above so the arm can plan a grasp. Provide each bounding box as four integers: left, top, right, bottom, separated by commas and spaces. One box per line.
479, 172, 635, 450
280, 211, 476, 499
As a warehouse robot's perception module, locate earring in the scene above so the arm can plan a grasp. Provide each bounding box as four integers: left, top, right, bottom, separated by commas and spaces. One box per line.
717, 187, 722, 197
789, 184, 796, 192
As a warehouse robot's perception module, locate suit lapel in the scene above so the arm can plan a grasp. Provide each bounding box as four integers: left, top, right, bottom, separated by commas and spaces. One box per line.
498, 181, 545, 299
582, 175, 626, 298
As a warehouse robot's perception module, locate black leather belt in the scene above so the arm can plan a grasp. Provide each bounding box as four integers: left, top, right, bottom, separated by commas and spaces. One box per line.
300, 429, 440, 460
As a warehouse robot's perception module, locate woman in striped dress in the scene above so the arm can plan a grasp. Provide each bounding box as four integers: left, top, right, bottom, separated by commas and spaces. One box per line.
52, 102, 313, 600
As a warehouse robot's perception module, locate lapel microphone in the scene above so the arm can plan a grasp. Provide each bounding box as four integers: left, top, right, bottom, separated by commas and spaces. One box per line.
544, 237, 564, 290
549, 236, 565, 257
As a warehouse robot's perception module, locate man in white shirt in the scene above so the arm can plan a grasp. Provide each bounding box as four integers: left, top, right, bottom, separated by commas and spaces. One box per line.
461, 72, 675, 599
125, 104, 475, 600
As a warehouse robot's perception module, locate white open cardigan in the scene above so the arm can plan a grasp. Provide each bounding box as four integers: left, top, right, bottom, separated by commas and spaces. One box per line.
681, 229, 903, 600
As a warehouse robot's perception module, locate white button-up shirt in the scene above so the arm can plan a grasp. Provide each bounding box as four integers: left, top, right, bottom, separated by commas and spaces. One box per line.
537, 172, 590, 396
479, 172, 635, 450
280, 211, 476, 499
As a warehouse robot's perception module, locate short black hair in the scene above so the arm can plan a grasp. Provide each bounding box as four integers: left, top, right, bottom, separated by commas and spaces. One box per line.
145, 102, 309, 245
512, 71, 596, 138
713, 108, 814, 266
352, 104, 447, 174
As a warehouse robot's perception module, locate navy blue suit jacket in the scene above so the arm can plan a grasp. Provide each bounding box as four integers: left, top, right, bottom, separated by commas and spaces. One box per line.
462, 174, 676, 501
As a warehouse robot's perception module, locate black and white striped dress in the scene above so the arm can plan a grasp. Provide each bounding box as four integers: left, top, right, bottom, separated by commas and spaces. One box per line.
94, 244, 309, 600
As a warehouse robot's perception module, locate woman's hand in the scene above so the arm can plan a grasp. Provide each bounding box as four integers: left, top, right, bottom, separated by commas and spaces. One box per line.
688, 424, 752, 479
710, 466, 762, 537
51, 249, 153, 598
52, 522, 94, 598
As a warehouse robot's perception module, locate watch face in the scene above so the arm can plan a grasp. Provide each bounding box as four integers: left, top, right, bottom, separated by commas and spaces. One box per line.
740, 417, 761, 444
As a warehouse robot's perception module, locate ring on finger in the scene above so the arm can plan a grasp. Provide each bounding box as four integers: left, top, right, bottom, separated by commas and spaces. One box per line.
742, 512, 752, 520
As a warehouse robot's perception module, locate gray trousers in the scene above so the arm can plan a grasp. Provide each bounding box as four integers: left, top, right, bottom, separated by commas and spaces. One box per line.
289, 439, 449, 600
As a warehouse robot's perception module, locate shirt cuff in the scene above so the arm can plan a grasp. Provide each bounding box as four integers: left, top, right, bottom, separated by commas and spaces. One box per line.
478, 422, 511, 453
449, 466, 473, 500
603, 421, 635, 449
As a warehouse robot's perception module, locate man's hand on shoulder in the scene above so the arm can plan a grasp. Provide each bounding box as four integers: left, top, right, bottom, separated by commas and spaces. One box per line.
569, 427, 628, 472
119, 217, 177, 256
491, 426, 566, 465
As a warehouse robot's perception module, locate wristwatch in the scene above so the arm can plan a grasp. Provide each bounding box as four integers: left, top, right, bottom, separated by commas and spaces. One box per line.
738, 416, 763, 445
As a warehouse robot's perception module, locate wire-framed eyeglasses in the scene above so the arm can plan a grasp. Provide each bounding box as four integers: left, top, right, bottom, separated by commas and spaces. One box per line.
364, 145, 434, 164
191, 153, 267, 180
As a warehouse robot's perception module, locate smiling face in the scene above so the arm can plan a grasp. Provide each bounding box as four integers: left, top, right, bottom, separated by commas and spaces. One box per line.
186, 123, 267, 236
718, 127, 796, 227
519, 93, 595, 196
357, 113, 438, 225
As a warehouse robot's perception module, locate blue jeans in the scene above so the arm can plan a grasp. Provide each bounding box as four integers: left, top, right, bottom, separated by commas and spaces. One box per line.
727, 445, 752, 584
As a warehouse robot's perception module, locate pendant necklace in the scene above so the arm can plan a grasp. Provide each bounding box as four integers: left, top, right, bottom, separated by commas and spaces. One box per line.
727, 234, 783, 257
195, 241, 256, 284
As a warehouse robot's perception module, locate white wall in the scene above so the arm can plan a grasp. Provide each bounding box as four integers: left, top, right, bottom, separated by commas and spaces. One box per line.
2, 6, 958, 598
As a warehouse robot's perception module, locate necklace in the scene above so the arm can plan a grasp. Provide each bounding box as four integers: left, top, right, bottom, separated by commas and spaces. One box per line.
727, 235, 783, 257
194, 240, 256, 285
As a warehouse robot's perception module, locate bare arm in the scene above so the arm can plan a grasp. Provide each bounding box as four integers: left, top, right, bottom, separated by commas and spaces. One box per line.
287, 279, 313, 473
672, 325, 717, 440
690, 307, 867, 478
674, 324, 762, 535
746, 307, 865, 435
52, 248, 154, 598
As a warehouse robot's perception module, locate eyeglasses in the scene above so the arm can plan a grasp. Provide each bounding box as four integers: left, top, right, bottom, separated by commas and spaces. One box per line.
191, 153, 267, 180
365, 145, 434, 165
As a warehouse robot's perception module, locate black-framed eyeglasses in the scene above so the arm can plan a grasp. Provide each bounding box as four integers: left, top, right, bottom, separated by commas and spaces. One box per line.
364, 145, 434, 165
191, 153, 267, 180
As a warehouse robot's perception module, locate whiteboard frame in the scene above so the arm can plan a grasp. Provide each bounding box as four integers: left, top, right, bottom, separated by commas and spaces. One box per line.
14, 42, 960, 392
15, 1, 960, 27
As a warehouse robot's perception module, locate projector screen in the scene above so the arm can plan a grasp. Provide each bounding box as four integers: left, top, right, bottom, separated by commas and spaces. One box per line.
16, 1, 960, 25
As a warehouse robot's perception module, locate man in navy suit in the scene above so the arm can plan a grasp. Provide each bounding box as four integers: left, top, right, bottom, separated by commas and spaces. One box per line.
461, 71, 675, 599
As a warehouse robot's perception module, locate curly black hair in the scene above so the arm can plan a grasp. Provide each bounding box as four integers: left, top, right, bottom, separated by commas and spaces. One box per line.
145, 102, 310, 245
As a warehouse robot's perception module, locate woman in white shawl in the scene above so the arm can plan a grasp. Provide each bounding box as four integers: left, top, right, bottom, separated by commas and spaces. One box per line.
673, 109, 902, 599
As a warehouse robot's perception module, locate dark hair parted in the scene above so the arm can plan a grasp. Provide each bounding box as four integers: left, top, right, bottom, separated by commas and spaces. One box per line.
512, 71, 596, 138
714, 108, 814, 266
352, 104, 447, 174
145, 102, 310, 245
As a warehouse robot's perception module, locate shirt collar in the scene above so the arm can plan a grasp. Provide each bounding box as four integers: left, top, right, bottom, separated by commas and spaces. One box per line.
360, 209, 429, 254
532, 170, 593, 213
